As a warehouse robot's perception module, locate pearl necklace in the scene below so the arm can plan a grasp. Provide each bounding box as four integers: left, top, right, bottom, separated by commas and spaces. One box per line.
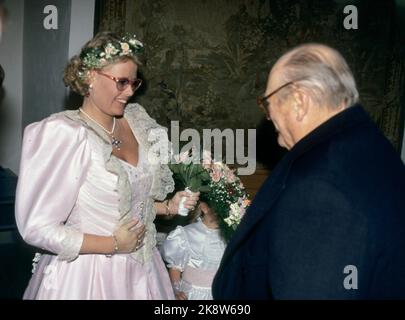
79, 108, 123, 150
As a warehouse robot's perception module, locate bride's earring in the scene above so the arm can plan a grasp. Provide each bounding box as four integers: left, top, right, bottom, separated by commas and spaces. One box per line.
85, 83, 93, 97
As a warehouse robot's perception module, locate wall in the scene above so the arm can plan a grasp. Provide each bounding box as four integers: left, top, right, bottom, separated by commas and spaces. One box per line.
98, 0, 405, 164
0, 0, 24, 174
22, 0, 72, 129
65, 0, 95, 109
0, 0, 95, 174
68, 0, 95, 65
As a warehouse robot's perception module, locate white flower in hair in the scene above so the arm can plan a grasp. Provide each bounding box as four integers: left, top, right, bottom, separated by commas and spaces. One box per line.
80, 34, 144, 70
120, 42, 130, 55
104, 43, 118, 58
129, 38, 143, 48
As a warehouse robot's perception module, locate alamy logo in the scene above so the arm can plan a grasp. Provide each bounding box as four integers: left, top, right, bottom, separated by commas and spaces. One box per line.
343, 265, 358, 290
146, 121, 257, 176
343, 5, 358, 30
43, 5, 58, 30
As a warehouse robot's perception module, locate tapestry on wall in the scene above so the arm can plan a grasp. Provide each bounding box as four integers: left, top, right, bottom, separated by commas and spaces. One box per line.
96, 0, 405, 155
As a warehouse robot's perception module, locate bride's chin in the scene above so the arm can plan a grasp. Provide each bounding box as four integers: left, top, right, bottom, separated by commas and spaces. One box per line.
113, 104, 126, 115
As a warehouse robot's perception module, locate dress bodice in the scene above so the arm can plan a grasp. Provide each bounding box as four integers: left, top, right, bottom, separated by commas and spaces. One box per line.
118, 144, 153, 224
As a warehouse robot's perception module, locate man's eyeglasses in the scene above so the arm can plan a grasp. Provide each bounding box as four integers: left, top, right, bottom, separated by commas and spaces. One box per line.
256, 81, 295, 118
97, 71, 142, 92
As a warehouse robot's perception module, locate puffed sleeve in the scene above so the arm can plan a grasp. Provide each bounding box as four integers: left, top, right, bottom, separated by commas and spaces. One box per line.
161, 226, 190, 272
15, 114, 91, 262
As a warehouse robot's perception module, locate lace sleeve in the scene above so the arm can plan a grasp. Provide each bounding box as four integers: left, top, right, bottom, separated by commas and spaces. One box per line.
58, 225, 85, 261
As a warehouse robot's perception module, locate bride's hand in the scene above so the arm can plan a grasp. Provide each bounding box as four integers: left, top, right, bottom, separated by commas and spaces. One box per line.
114, 218, 146, 253
169, 190, 200, 215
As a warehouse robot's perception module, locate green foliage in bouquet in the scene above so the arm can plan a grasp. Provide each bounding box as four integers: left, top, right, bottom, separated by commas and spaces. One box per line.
169, 151, 250, 242
168, 157, 211, 193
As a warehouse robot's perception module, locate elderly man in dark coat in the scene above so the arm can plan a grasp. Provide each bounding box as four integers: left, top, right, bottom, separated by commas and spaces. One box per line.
212, 43, 405, 299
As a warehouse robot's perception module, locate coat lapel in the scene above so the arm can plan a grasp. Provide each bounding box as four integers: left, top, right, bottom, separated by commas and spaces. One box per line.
219, 155, 292, 267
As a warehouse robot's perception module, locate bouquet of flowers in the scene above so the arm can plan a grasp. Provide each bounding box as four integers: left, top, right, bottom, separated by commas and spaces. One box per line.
169, 150, 250, 240
169, 151, 211, 216
202, 158, 250, 241
169, 152, 211, 193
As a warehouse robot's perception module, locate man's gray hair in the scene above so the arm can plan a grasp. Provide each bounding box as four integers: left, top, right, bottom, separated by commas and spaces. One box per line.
276, 43, 359, 109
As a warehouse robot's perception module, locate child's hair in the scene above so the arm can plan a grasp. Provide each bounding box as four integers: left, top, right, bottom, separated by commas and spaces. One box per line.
191, 198, 233, 242
188, 206, 203, 224
199, 195, 232, 242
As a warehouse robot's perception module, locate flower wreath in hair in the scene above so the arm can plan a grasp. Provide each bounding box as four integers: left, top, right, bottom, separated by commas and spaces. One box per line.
169, 150, 251, 242
78, 34, 144, 78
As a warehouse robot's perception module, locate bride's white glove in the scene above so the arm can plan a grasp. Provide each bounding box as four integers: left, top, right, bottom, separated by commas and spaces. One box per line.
169, 190, 200, 216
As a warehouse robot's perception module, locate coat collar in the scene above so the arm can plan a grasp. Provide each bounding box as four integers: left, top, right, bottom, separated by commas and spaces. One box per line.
220, 104, 370, 266
287, 104, 369, 163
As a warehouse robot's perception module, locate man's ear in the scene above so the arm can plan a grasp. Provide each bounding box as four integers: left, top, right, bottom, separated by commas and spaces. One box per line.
292, 89, 309, 122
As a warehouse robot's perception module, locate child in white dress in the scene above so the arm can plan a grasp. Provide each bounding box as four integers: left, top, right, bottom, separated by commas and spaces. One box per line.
162, 202, 225, 300
162, 160, 250, 300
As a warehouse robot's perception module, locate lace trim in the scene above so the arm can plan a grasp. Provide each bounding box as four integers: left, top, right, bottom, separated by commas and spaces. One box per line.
127, 198, 157, 263
125, 104, 174, 263
63, 103, 174, 264
32, 253, 42, 274
124, 104, 175, 201
58, 225, 84, 262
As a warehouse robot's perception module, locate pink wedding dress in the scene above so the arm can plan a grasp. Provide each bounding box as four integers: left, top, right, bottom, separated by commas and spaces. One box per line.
15, 104, 175, 300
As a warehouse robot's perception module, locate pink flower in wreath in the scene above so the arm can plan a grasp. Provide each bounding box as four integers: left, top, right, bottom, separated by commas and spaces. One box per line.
104, 43, 118, 58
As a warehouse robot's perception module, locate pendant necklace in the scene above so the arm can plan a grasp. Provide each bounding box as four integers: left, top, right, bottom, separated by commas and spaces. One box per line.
79, 108, 123, 150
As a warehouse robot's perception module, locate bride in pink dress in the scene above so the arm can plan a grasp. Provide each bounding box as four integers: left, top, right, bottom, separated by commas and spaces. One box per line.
15, 31, 199, 300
